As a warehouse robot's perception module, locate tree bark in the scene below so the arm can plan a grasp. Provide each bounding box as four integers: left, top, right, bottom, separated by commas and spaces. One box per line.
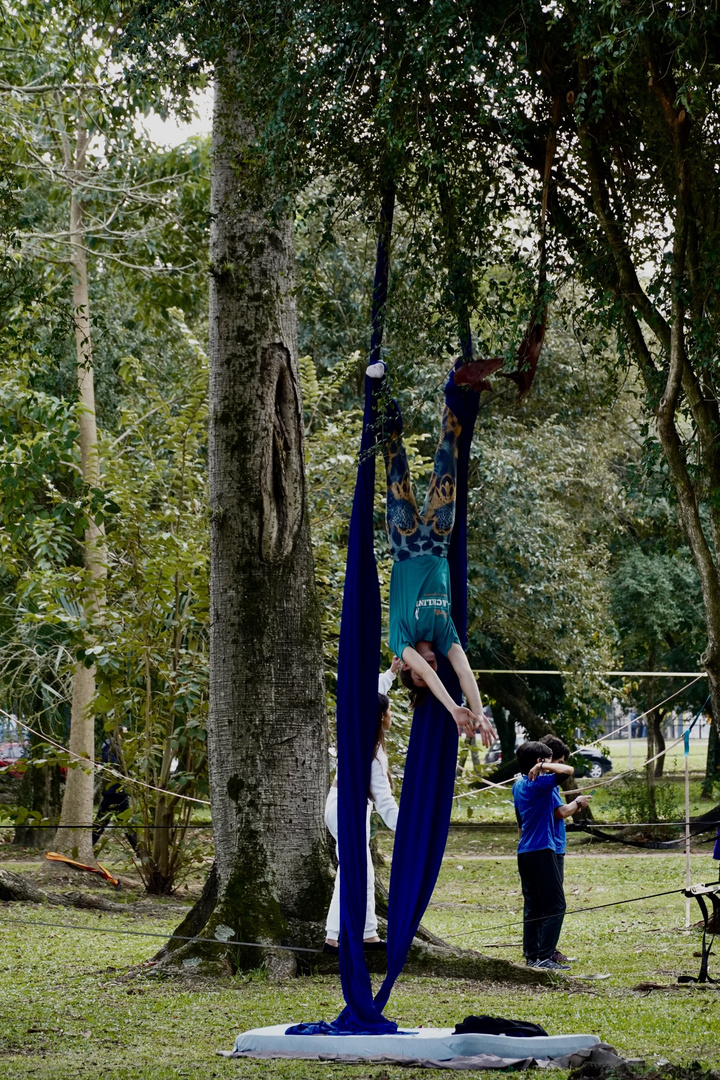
703, 716, 720, 798
164, 76, 331, 972
53, 124, 107, 865
572, 94, 720, 771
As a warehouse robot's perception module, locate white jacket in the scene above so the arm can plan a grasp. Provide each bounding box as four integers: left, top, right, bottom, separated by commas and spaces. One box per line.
368, 746, 399, 831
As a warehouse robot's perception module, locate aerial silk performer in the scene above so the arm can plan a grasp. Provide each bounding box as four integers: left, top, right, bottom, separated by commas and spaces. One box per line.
290, 188, 501, 1036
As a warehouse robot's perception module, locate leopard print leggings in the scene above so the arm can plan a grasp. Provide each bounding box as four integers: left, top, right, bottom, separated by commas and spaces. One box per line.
384, 402, 461, 562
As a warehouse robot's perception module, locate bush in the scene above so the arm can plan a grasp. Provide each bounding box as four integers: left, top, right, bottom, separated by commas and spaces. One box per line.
608, 776, 681, 825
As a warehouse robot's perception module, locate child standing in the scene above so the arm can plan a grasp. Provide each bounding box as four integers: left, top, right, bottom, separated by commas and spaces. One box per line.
513, 741, 591, 970
540, 733, 576, 964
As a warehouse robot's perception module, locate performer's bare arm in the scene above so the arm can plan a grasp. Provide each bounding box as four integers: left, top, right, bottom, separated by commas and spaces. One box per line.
401, 646, 477, 737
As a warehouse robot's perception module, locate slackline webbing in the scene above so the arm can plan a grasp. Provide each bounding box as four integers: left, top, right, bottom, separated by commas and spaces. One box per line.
0, 914, 321, 953
3, 878, 711, 957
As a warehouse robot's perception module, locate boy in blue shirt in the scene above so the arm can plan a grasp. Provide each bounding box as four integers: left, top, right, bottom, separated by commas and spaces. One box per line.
540, 733, 575, 964
513, 741, 591, 970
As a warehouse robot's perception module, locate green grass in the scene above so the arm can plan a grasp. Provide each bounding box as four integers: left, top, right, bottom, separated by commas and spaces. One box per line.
601, 737, 710, 775
1, 830, 719, 1079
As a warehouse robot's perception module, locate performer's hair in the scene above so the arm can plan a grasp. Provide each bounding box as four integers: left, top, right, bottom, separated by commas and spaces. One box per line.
399, 665, 429, 709
516, 741, 552, 775
540, 733, 570, 761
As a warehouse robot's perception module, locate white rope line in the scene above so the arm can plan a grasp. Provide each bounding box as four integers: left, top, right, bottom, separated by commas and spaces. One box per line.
473, 669, 707, 677
451, 675, 706, 802
573, 730, 690, 795
452, 774, 515, 801
1, 707, 211, 807
581, 675, 704, 749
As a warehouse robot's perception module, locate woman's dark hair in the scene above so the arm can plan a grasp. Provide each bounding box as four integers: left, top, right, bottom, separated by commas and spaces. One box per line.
516, 741, 552, 775
540, 733, 571, 761
373, 693, 393, 791
399, 664, 429, 710
374, 693, 390, 757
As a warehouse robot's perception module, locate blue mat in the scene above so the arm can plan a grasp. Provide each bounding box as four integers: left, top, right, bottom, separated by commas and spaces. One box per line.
227, 1023, 601, 1062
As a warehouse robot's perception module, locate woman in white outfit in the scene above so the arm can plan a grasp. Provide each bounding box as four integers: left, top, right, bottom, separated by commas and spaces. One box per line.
324, 686, 399, 951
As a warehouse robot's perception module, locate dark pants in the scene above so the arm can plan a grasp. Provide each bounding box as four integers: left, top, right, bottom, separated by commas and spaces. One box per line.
517, 848, 566, 962
93, 784, 138, 851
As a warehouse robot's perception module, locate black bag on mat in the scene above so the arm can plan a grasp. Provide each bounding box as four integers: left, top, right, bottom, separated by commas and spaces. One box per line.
453, 1014, 548, 1037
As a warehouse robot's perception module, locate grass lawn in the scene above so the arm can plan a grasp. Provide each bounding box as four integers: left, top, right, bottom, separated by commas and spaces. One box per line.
598, 738, 710, 775
1, 822, 720, 1080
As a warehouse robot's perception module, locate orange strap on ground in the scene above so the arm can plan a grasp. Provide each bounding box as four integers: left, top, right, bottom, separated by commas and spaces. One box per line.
45, 851, 119, 887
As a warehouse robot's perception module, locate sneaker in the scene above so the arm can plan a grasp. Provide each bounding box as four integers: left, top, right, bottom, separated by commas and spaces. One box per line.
552, 949, 576, 964
530, 957, 570, 971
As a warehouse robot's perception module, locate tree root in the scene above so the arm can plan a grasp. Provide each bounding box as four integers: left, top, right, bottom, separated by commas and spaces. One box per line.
143, 864, 554, 985
0, 868, 184, 916
0, 868, 126, 909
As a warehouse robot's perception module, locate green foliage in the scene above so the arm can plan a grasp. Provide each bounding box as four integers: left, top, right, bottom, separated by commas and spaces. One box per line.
96, 308, 210, 810
607, 775, 682, 827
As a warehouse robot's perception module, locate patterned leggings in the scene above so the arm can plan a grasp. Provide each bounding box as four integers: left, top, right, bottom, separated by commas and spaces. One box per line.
384, 400, 462, 562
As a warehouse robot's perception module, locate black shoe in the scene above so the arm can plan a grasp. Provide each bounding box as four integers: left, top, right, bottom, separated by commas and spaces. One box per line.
530, 957, 570, 971
363, 940, 387, 951
322, 942, 339, 955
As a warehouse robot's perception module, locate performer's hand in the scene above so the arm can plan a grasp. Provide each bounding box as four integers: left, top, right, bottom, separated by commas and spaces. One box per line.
451, 705, 478, 738
576, 795, 591, 810
527, 762, 544, 782
390, 656, 402, 675
474, 712, 495, 747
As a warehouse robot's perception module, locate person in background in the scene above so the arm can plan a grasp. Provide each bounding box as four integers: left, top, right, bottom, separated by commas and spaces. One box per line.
93, 732, 138, 852
378, 655, 402, 695
513, 741, 591, 970
324, 690, 399, 953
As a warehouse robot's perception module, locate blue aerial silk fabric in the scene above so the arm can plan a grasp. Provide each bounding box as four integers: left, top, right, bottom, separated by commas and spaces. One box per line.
287, 187, 479, 1035
376, 375, 478, 1014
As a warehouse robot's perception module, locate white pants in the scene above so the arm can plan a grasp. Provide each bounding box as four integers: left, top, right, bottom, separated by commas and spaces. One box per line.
324, 785, 377, 940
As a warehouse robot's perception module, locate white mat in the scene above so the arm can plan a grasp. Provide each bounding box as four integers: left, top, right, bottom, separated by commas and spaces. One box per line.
228, 1023, 601, 1062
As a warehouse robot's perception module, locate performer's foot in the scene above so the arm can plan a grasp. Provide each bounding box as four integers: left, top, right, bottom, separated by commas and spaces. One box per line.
323, 940, 339, 954
366, 360, 386, 379
453, 357, 504, 392
551, 949, 576, 964
363, 939, 387, 951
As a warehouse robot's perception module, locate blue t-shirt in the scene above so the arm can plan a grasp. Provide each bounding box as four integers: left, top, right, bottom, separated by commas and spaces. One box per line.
513, 773, 558, 854
388, 554, 460, 659
552, 786, 566, 855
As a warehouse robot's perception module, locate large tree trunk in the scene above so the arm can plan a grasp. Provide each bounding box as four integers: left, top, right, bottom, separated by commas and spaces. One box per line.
53, 128, 107, 866
165, 77, 331, 974
703, 715, 720, 798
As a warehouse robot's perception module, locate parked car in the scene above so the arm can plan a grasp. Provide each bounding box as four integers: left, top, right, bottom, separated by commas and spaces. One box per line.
484, 740, 612, 777
484, 737, 523, 765
0, 741, 27, 778
571, 747, 612, 778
